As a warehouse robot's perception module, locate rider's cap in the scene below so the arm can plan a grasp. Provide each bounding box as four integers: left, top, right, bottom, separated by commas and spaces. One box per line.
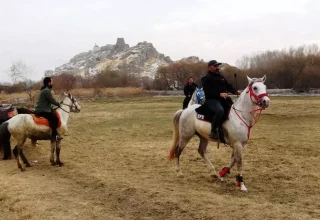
208, 60, 222, 67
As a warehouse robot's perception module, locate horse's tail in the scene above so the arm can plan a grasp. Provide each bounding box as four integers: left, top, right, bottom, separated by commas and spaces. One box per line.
169, 109, 183, 160
0, 122, 12, 160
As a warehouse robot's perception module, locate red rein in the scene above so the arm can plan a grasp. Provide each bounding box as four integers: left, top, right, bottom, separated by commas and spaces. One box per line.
232, 84, 268, 142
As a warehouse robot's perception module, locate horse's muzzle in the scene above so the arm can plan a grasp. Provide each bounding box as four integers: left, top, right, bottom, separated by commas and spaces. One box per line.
260, 98, 270, 109
72, 106, 81, 113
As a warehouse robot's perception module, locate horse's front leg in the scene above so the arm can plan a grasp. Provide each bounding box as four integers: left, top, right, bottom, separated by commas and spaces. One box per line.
233, 142, 247, 191
50, 141, 56, 166
20, 149, 31, 167
219, 149, 235, 181
55, 140, 64, 167
219, 142, 247, 191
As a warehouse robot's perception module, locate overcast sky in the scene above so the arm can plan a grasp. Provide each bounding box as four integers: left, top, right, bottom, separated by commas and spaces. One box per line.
0, 0, 319, 83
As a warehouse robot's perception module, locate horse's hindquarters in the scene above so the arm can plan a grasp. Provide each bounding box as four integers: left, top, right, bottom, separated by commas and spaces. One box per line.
8, 115, 53, 140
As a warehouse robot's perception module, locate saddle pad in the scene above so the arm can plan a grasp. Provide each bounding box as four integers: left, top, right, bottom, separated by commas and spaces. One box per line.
31, 111, 62, 128
195, 98, 234, 144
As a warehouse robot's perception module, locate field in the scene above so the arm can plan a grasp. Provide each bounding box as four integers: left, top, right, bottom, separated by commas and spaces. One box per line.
1, 96, 320, 220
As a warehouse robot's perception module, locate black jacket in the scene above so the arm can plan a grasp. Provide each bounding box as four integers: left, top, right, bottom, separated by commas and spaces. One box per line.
201, 70, 237, 100
184, 83, 198, 97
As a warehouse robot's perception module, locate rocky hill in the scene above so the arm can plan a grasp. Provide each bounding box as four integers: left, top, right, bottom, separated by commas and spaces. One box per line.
55, 38, 174, 78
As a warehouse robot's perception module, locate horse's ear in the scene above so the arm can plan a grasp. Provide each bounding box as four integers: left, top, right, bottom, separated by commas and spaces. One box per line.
247, 76, 253, 84
261, 74, 267, 83
63, 92, 68, 96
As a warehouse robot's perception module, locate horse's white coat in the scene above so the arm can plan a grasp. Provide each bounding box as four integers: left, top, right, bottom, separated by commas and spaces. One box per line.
170, 75, 270, 191
6, 93, 81, 171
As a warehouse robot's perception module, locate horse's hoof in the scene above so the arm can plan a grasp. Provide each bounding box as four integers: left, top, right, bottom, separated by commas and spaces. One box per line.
26, 163, 31, 167
177, 172, 183, 177
58, 162, 64, 167
211, 174, 219, 179
237, 182, 248, 191
51, 161, 56, 166
240, 185, 248, 191
20, 167, 26, 172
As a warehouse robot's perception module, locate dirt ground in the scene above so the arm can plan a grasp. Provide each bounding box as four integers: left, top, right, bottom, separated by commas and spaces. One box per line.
1, 97, 320, 220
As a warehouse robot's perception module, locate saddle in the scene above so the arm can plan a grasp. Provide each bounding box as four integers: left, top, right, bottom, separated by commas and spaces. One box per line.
0, 104, 17, 122
31, 111, 62, 128
195, 97, 233, 143
0, 104, 13, 111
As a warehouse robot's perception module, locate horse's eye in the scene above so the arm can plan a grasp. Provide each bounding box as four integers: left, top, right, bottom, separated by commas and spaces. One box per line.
253, 87, 257, 90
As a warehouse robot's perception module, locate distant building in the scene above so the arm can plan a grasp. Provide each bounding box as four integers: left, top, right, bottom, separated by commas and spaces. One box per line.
44, 70, 54, 77
93, 43, 100, 52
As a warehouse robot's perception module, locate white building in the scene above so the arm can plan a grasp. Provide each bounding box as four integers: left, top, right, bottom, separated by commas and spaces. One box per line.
93, 43, 100, 52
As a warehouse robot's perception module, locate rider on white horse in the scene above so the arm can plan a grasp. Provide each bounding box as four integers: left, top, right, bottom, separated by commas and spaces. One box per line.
34, 77, 62, 142
201, 60, 241, 140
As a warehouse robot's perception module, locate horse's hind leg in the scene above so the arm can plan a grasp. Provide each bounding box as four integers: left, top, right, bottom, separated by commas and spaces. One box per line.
50, 141, 56, 166
20, 149, 31, 167
13, 146, 20, 167
12, 137, 27, 171
13, 147, 30, 166
175, 135, 192, 176
197, 136, 218, 178
55, 140, 64, 167
31, 139, 38, 148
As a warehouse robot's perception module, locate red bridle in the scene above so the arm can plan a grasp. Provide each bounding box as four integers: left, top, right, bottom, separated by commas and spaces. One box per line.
232, 82, 269, 143
247, 83, 269, 105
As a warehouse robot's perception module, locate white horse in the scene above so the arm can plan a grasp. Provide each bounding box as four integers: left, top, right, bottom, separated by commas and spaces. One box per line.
188, 87, 205, 107
0, 93, 81, 171
169, 75, 270, 191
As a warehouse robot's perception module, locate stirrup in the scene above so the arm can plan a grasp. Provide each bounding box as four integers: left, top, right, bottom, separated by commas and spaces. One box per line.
209, 131, 219, 139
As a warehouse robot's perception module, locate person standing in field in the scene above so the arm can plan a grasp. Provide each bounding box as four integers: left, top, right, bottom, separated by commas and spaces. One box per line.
183, 77, 198, 109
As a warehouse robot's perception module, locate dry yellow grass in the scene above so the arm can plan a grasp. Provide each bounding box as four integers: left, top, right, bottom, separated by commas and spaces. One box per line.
70, 87, 146, 97
0, 87, 147, 103
0, 96, 319, 220
0, 92, 37, 101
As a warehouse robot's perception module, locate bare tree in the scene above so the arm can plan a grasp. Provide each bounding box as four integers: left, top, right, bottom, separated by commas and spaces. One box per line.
236, 56, 250, 70
52, 72, 77, 91
155, 66, 175, 89
236, 44, 320, 89
8, 60, 34, 100
155, 61, 207, 90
